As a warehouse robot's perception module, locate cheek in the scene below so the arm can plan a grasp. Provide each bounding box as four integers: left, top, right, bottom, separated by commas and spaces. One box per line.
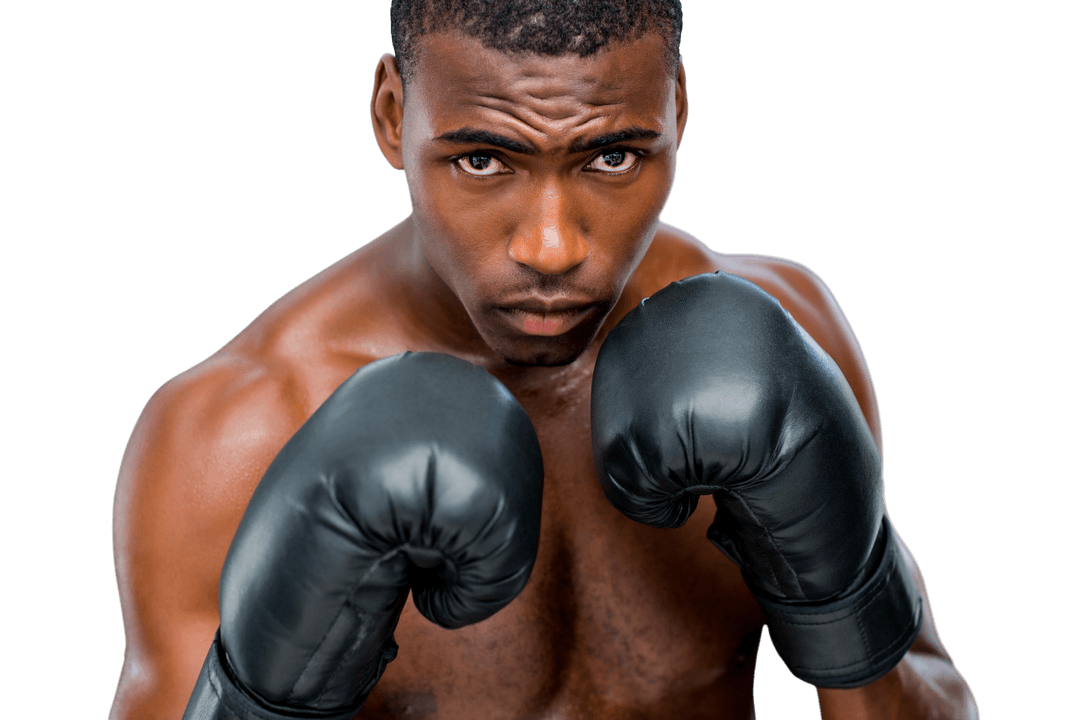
629, 154, 677, 224
418, 201, 507, 285
402, 160, 466, 242
410, 185, 507, 307
584, 158, 675, 265
409, 175, 522, 280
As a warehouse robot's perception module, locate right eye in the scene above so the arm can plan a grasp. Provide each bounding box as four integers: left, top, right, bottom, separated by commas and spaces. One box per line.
455, 153, 509, 177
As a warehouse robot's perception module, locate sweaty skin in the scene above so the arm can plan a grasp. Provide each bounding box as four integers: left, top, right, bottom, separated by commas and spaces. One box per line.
111, 33, 976, 720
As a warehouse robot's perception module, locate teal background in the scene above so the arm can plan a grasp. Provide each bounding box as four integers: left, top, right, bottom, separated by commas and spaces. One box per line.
2, 2, 1075, 716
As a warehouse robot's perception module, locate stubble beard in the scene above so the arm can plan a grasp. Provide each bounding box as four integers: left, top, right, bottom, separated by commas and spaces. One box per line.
486, 327, 598, 368
480, 306, 610, 368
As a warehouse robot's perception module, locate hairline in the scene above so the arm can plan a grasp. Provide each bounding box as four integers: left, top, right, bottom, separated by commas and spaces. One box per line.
398, 29, 681, 99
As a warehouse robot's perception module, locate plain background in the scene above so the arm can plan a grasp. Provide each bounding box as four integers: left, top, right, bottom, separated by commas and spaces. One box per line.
2, 1, 1077, 716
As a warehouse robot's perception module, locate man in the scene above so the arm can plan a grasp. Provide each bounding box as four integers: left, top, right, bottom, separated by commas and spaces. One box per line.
111, 2, 976, 718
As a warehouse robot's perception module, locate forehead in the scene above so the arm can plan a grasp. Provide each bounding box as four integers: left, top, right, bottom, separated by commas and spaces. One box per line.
405, 32, 676, 147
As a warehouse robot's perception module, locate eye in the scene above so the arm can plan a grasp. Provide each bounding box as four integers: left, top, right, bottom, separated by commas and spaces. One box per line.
585, 149, 640, 174
455, 152, 509, 177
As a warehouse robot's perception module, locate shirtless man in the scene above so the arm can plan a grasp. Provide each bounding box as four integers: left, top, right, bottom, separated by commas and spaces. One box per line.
111, 2, 977, 718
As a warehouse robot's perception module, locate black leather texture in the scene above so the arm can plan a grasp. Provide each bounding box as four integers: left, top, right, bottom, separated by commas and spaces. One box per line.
591, 271, 922, 687
184, 631, 360, 720
754, 517, 923, 687
188, 352, 544, 717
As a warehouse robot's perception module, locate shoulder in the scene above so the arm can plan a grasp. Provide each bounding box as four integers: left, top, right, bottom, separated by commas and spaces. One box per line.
113, 349, 305, 627
117, 223, 419, 523
112, 229, 415, 716
118, 351, 300, 518
643, 225, 853, 335
112, 239, 391, 665
718, 253, 862, 371
111, 349, 305, 716
644, 225, 845, 330
116, 236, 404, 540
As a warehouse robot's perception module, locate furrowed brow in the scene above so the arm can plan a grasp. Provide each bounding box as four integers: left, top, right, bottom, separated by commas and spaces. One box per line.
568, 127, 662, 154
434, 128, 534, 155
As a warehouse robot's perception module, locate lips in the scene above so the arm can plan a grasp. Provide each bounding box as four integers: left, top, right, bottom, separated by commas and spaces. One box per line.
496, 297, 597, 337
498, 308, 589, 336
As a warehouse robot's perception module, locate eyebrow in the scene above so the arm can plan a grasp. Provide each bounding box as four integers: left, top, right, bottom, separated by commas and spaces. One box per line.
568, 127, 661, 154
433, 126, 662, 155
434, 128, 534, 154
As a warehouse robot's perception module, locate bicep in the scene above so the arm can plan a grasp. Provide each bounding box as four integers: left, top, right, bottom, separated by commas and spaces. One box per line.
110, 365, 296, 719
893, 524, 953, 661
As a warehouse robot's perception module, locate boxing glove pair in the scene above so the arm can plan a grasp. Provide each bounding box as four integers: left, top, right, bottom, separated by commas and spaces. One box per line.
187, 271, 922, 719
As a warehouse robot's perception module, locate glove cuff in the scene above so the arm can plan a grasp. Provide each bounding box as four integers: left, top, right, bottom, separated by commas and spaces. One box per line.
183, 630, 364, 720
755, 517, 924, 688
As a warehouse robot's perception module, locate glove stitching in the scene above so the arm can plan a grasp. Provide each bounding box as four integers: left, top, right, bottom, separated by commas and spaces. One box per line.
209, 637, 280, 720
207, 650, 248, 720
724, 487, 802, 598
784, 605, 921, 674
287, 471, 400, 708
720, 416, 824, 600
762, 536, 898, 625
854, 600, 871, 671
294, 546, 405, 708
742, 517, 908, 676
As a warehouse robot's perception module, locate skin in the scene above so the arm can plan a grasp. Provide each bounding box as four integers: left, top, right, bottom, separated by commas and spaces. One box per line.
111, 31, 977, 720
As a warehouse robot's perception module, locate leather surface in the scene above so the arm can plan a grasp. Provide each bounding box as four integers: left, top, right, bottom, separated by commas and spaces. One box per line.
208, 352, 544, 715
185, 632, 359, 720
591, 272, 921, 686
755, 518, 923, 687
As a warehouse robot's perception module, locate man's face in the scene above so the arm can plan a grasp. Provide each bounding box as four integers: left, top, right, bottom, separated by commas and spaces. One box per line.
394, 32, 685, 366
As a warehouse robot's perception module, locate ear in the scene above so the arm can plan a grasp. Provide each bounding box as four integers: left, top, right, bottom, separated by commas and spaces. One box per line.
371, 54, 405, 170
675, 61, 688, 148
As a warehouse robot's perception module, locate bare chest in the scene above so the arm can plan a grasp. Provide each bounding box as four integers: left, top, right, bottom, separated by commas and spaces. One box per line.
358, 387, 765, 720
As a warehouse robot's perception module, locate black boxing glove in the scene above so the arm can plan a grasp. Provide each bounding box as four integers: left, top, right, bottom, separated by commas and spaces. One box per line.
184, 352, 544, 719
591, 272, 922, 688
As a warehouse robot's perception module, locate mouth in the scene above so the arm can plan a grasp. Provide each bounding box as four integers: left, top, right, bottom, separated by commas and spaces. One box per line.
496, 304, 596, 337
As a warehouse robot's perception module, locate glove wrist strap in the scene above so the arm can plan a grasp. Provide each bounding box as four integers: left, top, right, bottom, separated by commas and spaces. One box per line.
183, 631, 363, 720
756, 517, 924, 688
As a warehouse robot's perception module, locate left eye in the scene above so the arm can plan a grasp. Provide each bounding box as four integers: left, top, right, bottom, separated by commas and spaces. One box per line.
586, 150, 639, 174
456, 153, 508, 176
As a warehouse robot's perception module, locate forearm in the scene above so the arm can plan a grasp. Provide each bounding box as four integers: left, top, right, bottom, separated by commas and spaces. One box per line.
818, 649, 977, 720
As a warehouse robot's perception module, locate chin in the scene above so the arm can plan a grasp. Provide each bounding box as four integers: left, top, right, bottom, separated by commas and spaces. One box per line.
501, 348, 584, 368
487, 328, 596, 368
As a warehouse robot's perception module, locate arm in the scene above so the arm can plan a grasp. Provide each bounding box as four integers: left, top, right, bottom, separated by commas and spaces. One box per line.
816, 535, 978, 719
112, 351, 547, 720
182, 352, 545, 719
110, 356, 301, 720
730, 258, 977, 718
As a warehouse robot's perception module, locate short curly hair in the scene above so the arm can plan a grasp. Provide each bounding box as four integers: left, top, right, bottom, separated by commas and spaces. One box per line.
390, 0, 683, 87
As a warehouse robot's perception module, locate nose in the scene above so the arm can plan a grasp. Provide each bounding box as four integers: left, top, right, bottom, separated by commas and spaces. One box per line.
507, 186, 589, 275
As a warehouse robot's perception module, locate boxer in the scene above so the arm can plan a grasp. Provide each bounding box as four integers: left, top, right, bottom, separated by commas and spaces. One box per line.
111, 2, 976, 718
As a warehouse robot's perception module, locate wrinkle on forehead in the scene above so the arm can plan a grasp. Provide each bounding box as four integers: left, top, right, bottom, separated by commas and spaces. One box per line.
473, 90, 624, 128
465, 64, 632, 116
411, 34, 673, 148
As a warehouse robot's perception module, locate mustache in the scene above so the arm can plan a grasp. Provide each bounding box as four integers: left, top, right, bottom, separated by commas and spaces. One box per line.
494, 265, 600, 297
